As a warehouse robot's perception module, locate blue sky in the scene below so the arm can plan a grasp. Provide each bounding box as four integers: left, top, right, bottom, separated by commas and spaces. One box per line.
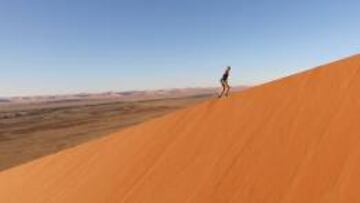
0, 0, 359, 97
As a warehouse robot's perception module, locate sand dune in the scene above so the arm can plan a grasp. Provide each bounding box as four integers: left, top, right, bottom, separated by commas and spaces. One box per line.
0, 54, 359, 203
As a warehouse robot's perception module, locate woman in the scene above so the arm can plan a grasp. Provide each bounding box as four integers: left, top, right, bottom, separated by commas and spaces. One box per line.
219, 66, 231, 98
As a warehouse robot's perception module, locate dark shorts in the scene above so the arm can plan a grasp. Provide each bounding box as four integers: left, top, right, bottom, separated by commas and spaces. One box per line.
220, 79, 228, 85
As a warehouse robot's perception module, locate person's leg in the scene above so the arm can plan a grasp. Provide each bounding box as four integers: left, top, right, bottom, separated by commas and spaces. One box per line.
219, 80, 226, 98
225, 81, 231, 96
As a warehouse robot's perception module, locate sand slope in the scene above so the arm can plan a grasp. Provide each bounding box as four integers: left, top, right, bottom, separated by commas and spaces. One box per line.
0, 54, 360, 203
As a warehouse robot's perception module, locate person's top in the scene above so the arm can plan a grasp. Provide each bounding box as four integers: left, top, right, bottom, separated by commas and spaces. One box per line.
222, 70, 230, 81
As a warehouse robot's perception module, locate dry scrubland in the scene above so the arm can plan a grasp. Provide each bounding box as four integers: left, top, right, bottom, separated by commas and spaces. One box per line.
0, 95, 211, 171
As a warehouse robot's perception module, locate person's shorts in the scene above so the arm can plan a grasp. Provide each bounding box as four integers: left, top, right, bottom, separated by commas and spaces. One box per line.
220, 79, 228, 83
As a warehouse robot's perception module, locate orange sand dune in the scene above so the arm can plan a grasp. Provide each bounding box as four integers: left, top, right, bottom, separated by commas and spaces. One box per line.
0, 54, 360, 203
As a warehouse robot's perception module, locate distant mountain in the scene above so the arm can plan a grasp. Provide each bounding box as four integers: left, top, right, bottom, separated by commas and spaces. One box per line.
2, 86, 249, 105
0, 98, 10, 103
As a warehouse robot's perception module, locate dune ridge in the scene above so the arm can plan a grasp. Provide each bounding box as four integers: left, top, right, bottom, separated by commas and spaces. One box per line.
0, 54, 359, 203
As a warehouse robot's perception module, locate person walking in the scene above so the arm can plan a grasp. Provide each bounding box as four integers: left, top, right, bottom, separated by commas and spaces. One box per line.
219, 66, 231, 98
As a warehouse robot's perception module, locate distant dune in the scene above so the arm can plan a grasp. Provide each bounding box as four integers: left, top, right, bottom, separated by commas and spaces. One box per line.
0, 54, 359, 202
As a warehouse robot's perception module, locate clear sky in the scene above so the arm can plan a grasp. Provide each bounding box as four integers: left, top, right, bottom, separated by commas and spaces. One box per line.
0, 0, 359, 97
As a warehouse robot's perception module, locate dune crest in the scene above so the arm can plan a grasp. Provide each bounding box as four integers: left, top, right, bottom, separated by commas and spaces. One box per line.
0, 54, 359, 203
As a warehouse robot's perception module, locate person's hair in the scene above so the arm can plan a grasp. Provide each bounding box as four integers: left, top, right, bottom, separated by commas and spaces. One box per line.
227, 66, 231, 70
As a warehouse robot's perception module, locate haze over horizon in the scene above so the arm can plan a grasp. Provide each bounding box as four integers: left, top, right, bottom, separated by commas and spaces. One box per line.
1, 0, 359, 97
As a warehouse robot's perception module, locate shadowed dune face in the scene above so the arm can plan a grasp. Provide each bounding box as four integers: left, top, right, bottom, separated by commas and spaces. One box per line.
0, 54, 359, 203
